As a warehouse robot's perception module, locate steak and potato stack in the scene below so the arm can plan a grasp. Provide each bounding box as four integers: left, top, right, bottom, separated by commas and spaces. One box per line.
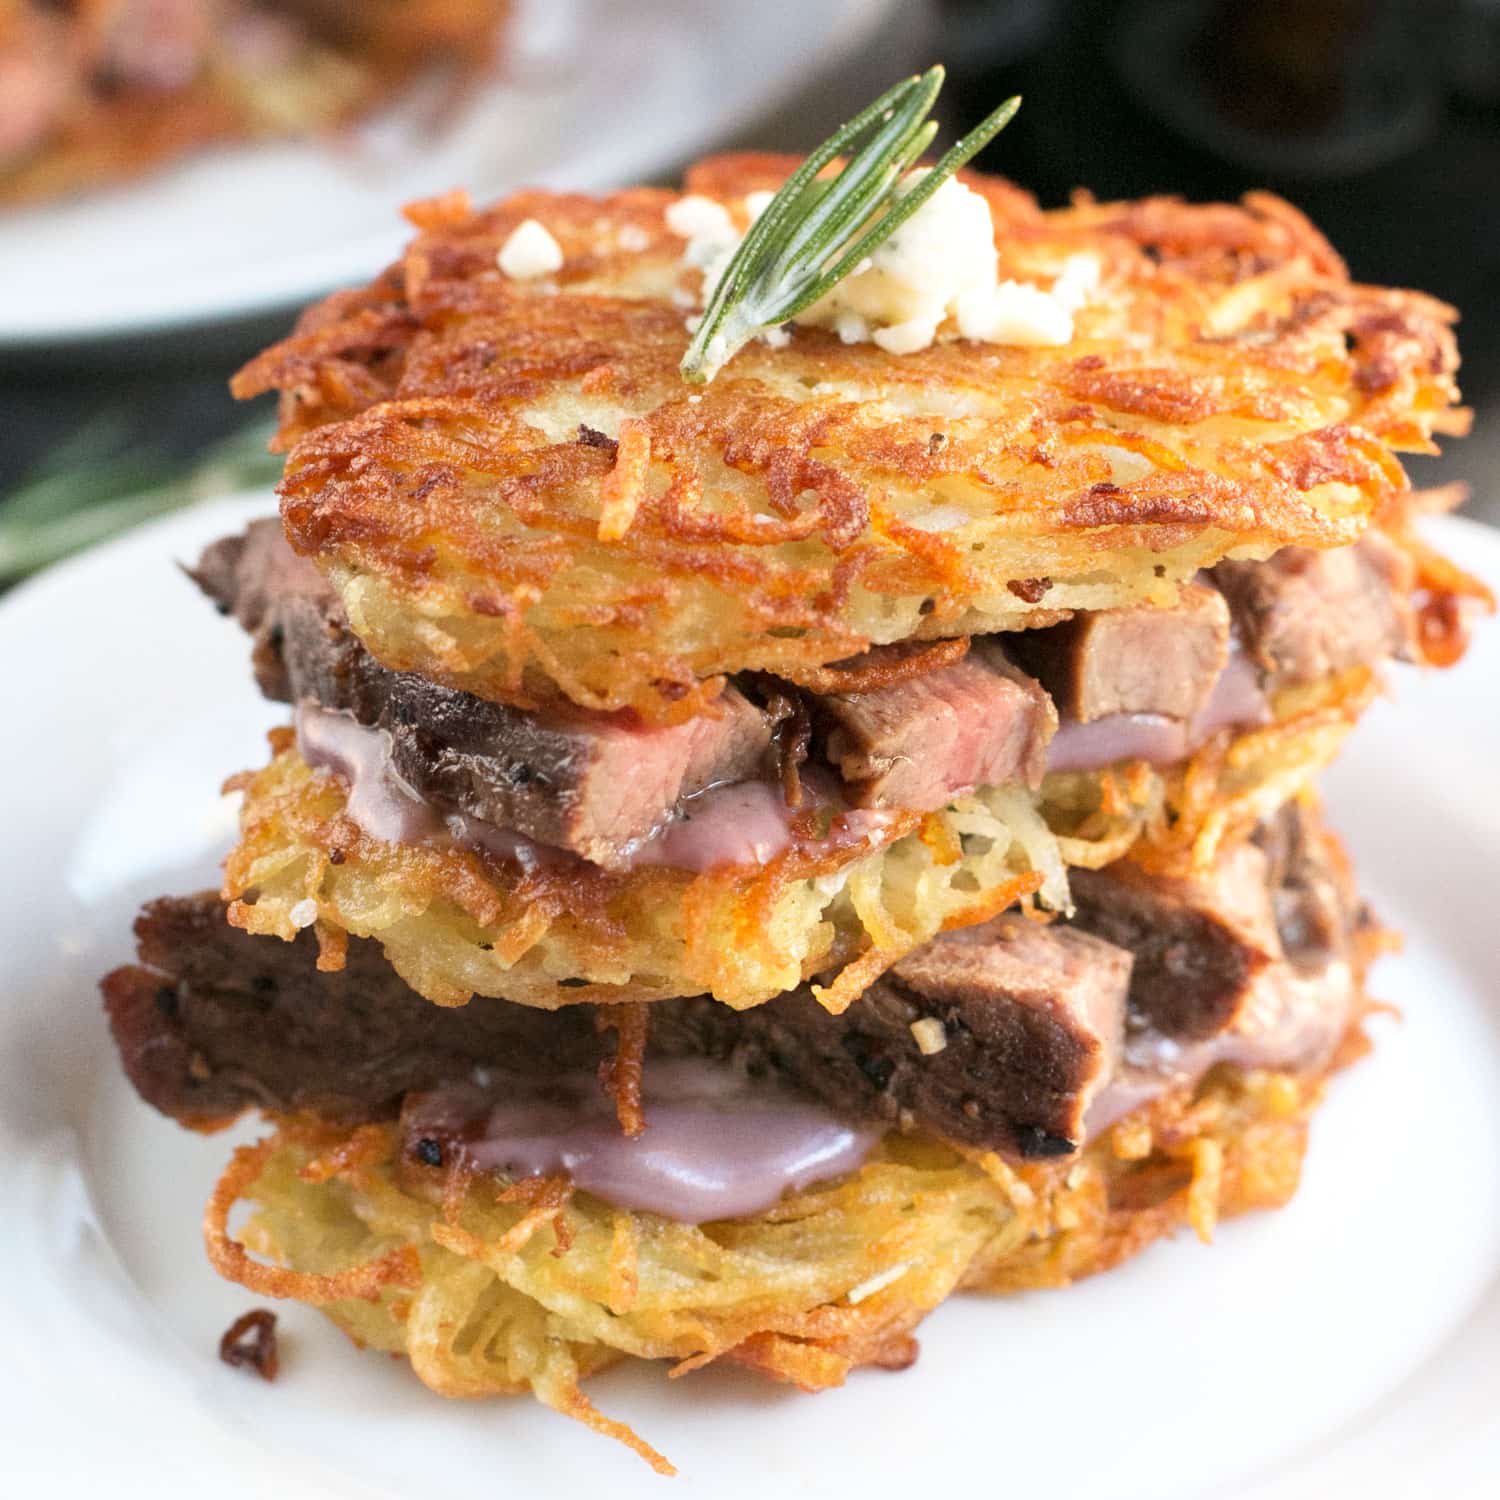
100, 72, 1487, 1474
198, 511, 1419, 1011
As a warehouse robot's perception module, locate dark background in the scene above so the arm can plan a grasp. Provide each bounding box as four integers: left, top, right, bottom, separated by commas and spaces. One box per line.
3, 0, 1496, 518
944, 0, 1500, 507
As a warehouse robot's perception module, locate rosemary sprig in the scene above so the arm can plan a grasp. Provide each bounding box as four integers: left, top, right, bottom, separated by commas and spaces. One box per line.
0, 413, 281, 583
680, 66, 1020, 384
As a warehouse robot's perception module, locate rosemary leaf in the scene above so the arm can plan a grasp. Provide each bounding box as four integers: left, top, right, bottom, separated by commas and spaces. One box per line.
0, 414, 280, 582
680, 66, 1021, 384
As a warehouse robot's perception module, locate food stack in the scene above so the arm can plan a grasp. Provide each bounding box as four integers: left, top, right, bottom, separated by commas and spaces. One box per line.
103, 99, 1484, 1471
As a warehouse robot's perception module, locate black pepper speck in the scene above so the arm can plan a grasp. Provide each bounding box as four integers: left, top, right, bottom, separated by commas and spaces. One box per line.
1013, 1124, 1077, 1159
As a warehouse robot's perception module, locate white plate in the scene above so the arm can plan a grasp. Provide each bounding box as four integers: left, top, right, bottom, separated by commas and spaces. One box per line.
0, 0, 897, 349
2, 495, 1497, 1497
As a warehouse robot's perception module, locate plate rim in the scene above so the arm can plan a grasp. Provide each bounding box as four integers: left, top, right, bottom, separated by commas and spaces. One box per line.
0, 0, 901, 351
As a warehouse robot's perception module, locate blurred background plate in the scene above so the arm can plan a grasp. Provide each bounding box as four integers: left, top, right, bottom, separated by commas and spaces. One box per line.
0, 0, 903, 350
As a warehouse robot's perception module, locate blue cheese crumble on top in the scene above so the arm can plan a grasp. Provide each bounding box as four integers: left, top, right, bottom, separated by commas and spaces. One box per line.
667, 173, 1098, 355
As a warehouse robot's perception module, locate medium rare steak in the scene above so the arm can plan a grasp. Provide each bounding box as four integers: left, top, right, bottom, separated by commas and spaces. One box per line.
814, 639, 1056, 811
795, 915, 1128, 1155
193, 523, 774, 867
1006, 583, 1231, 723
1068, 842, 1283, 1043
106, 807, 1356, 1163
104, 892, 602, 1127
1254, 800, 1363, 966
195, 523, 1416, 867
1212, 530, 1417, 685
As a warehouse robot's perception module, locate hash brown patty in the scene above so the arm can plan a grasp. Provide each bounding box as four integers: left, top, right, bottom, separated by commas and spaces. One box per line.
234, 154, 1465, 722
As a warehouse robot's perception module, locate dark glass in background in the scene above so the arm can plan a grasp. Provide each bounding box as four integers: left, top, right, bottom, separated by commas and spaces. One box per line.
943, 0, 1500, 504
1, 0, 1496, 514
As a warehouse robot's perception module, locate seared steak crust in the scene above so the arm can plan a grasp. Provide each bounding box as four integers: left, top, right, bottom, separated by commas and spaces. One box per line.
1211, 530, 1417, 686
193, 522, 773, 867
107, 896, 1127, 1157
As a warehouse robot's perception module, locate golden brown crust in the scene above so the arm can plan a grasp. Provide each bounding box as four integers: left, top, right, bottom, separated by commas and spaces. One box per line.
233, 155, 1462, 720
209, 1047, 1353, 1470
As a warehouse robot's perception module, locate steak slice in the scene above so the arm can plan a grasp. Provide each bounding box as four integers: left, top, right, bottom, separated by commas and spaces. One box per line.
1006, 582, 1231, 723
108, 812, 1361, 1165
813, 639, 1056, 811
1254, 800, 1363, 967
1088, 804, 1363, 1131
1211, 529, 1416, 686
1068, 841, 1283, 1043
671, 914, 1132, 1158
104, 893, 603, 1127
105, 895, 1129, 1159
192, 523, 774, 867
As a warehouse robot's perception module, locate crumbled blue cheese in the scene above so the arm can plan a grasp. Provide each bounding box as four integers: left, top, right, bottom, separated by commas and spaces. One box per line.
498, 218, 564, 279
666, 173, 1099, 355
665, 194, 735, 243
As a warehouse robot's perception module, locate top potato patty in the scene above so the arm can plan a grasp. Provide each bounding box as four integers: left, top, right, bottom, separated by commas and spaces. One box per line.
234, 153, 1463, 723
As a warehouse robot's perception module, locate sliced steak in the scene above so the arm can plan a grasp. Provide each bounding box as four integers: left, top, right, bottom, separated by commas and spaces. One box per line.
1089, 804, 1362, 1131
1068, 841, 1283, 1043
105, 895, 1129, 1159
1254, 801, 1363, 967
107, 809, 1358, 1166
1212, 529, 1416, 686
1006, 582, 1230, 723
814, 639, 1056, 811
192, 521, 329, 703
104, 893, 604, 1127
691, 914, 1131, 1158
192, 523, 774, 867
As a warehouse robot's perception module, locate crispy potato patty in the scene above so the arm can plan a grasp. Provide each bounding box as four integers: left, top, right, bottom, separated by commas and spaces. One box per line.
208, 1059, 1340, 1474
233, 155, 1463, 721
222, 673, 1369, 1011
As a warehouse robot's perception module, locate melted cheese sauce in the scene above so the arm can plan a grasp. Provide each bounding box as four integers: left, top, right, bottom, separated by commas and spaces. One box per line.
404, 1059, 882, 1223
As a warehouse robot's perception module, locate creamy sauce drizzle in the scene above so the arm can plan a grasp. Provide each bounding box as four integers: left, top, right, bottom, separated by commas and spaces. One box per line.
294, 703, 893, 879
405, 1059, 881, 1223
296, 702, 438, 844
1084, 958, 1354, 1136
1046, 646, 1271, 775
624, 780, 794, 870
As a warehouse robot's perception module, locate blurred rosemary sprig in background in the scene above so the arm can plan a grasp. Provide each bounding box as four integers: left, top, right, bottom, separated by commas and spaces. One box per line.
0, 413, 280, 583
